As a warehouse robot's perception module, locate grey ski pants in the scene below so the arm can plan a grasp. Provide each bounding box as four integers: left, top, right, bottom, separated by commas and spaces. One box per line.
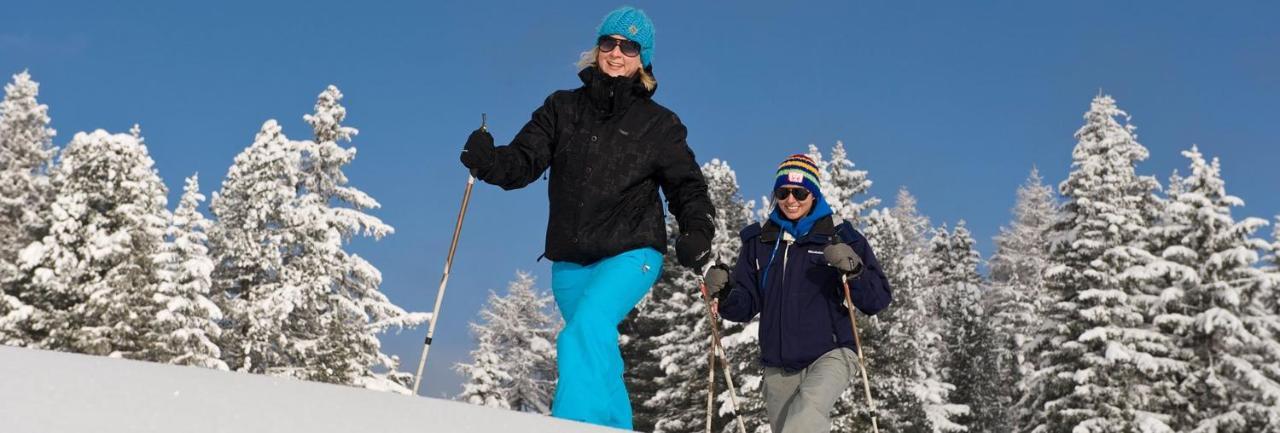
763, 347, 855, 433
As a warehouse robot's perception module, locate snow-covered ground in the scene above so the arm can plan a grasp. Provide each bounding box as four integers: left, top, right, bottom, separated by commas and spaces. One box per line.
0, 345, 619, 433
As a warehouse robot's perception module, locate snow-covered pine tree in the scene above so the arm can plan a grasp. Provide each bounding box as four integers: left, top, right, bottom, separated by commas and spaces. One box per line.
927, 223, 982, 285
455, 271, 560, 414
210, 119, 303, 375
848, 188, 945, 433
151, 174, 226, 370
293, 85, 426, 390
619, 256, 670, 433
0, 70, 57, 346
1024, 94, 1183, 433
211, 88, 426, 391
989, 167, 1056, 290
1149, 146, 1279, 431
631, 239, 705, 433
17, 128, 169, 359
700, 160, 766, 433
636, 159, 759, 433
985, 167, 1058, 427
932, 222, 1007, 433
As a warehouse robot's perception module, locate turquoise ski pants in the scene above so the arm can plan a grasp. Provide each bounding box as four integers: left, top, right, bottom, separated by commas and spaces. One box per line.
550, 247, 663, 430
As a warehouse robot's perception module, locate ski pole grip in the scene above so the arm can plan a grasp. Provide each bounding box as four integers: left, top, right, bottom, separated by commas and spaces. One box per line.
700, 261, 714, 280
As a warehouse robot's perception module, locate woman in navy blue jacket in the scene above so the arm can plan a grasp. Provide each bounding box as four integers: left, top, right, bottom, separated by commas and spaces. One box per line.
704, 154, 892, 433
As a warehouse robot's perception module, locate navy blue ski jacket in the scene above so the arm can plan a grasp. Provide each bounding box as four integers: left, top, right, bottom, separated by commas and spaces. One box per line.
717, 215, 893, 371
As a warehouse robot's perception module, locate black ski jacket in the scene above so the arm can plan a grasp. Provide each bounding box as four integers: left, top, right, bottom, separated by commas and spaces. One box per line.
471, 67, 715, 265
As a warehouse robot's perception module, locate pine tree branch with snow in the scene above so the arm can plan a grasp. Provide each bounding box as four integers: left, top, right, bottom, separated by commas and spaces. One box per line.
455, 272, 560, 414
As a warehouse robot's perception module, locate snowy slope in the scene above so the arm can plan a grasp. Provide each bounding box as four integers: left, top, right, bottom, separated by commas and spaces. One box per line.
0, 346, 620, 433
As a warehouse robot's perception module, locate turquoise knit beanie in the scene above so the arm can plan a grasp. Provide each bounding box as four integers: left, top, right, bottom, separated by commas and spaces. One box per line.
597, 6, 654, 67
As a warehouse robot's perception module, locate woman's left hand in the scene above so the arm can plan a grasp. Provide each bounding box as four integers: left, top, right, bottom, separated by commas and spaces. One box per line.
675, 231, 712, 269
823, 243, 863, 278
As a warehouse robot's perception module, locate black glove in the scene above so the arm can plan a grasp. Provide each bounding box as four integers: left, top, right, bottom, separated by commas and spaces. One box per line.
823, 243, 863, 278
675, 231, 712, 269
460, 128, 495, 172
703, 264, 731, 299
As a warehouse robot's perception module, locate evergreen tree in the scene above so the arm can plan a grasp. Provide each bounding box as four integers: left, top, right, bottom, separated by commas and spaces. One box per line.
211, 88, 425, 391
701, 160, 767, 433
1150, 146, 1279, 431
18, 129, 169, 358
637, 159, 759, 433
1024, 94, 1182, 433
807, 142, 879, 225
933, 222, 1007, 433
455, 272, 560, 414
152, 174, 226, 369
850, 188, 950, 433
210, 119, 302, 375
294, 85, 425, 390
644, 242, 712, 433
0, 70, 57, 346
986, 167, 1058, 427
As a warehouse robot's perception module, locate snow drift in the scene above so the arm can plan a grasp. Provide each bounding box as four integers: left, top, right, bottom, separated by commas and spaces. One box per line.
0, 345, 619, 432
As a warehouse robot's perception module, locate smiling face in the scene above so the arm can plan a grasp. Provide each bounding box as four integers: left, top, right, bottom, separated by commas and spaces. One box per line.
597, 35, 642, 78
776, 186, 815, 221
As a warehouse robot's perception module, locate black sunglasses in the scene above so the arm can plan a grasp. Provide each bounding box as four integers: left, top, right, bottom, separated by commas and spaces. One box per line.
773, 187, 812, 201
597, 36, 642, 58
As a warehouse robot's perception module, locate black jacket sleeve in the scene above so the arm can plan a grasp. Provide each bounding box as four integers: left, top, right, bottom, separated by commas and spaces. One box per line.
655, 114, 715, 241
472, 94, 559, 190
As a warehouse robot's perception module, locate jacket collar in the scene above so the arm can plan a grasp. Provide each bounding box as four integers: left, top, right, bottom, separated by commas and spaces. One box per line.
578, 66, 654, 119
760, 215, 838, 245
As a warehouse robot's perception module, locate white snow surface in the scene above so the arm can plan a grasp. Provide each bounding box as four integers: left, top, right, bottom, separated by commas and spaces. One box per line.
0, 345, 621, 433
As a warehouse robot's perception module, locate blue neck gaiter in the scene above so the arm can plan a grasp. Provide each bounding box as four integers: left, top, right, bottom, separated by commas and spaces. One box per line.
768, 195, 833, 239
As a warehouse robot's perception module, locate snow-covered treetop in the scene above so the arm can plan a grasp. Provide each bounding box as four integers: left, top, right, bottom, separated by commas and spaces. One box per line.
701, 159, 755, 265
989, 167, 1057, 286
171, 174, 208, 235
1, 70, 57, 172
304, 85, 358, 145
806, 141, 879, 225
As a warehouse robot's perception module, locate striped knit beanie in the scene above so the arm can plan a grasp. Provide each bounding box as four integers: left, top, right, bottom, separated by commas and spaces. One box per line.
774, 154, 822, 200
598, 6, 655, 67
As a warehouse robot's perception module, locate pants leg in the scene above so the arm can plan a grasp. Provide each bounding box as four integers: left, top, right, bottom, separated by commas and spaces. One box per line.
766, 348, 856, 433
551, 261, 592, 323
550, 248, 662, 430
764, 366, 804, 433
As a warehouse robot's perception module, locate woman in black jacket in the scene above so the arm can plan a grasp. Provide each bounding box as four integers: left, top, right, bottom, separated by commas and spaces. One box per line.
459, 6, 715, 430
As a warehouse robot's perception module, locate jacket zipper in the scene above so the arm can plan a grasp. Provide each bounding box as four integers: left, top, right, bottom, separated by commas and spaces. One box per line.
777, 235, 792, 365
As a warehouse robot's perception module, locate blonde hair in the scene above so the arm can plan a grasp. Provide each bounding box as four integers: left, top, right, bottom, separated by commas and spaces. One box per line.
577, 47, 657, 92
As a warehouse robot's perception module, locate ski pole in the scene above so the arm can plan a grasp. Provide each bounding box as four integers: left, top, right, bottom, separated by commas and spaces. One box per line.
840, 276, 880, 433
706, 331, 716, 433
412, 113, 484, 394
699, 264, 749, 433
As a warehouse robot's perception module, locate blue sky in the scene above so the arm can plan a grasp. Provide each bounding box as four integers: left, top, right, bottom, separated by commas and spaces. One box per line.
4, 1, 1277, 397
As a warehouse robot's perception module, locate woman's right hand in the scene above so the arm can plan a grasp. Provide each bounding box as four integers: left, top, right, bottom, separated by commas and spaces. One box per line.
703, 264, 731, 298
460, 128, 495, 171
